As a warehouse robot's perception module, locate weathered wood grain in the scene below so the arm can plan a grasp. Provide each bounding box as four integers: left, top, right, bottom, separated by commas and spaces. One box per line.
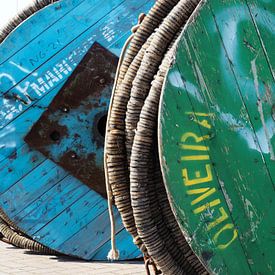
0, 0, 84, 63
159, 0, 274, 273
0, 0, 155, 260
33, 190, 105, 248
56, 209, 124, 259
13, 175, 90, 234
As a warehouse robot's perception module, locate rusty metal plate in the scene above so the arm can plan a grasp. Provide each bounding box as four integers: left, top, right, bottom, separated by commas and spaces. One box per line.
25, 42, 118, 198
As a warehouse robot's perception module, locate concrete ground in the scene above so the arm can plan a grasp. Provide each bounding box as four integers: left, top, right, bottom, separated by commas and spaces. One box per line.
0, 241, 146, 275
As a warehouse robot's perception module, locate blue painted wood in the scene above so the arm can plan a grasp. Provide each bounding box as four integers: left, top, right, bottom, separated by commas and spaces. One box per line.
92, 228, 142, 260
0, 161, 67, 217
0, 0, 155, 260
56, 209, 124, 260
33, 190, 105, 247
0, 0, 152, 93
0, 0, 152, 129
0, 0, 85, 64
0, 146, 45, 195
0, 83, 64, 162
14, 175, 90, 234
0, 0, 121, 88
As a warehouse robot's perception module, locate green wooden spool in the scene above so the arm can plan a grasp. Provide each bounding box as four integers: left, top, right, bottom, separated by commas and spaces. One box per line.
159, 0, 275, 274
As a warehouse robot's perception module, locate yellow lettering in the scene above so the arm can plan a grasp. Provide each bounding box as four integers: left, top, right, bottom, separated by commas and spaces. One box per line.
213, 223, 238, 250
195, 118, 212, 129
180, 144, 209, 151
207, 207, 229, 231
187, 188, 210, 195
193, 199, 221, 214
181, 132, 210, 144
185, 112, 214, 117
182, 164, 213, 186
191, 188, 216, 206
181, 155, 210, 161
185, 112, 213, 129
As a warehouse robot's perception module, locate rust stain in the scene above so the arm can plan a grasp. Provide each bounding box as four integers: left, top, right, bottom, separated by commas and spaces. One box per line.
9, 151, 17, 160
24, 42, 118, 198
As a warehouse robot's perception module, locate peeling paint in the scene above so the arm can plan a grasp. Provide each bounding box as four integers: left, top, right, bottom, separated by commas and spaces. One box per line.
218, 179, 233, 212
242, 196, 261, 242
251, 59, 275, 160
194, 62, 215, 104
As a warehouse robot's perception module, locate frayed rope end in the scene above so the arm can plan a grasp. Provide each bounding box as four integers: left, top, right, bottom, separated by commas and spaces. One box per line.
107, 249, 120, 261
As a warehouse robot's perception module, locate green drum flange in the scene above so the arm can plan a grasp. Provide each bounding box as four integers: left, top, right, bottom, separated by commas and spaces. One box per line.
159, 0, 275, 274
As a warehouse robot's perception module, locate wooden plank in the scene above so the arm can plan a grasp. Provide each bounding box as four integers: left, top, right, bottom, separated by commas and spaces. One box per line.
13, 175, 90, 234
33, 190, 106, 248
208, 0, 275, 269
92, 228, 141, 260
161, 70, 251, 274
0, 0, 152, 131
209, 0, 275, 180
0, 160, 67, 218
245, 0, 275, 73
187, 3, 274, 269
0, 144, 45, 194
56, 209, 124, 260
0, 82, 64, 163
0, 0, 122, 87
0, 0, 150, 94
0, 0, 85, 63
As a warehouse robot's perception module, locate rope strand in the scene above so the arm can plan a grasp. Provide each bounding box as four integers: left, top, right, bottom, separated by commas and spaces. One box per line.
105, 14, 146, 261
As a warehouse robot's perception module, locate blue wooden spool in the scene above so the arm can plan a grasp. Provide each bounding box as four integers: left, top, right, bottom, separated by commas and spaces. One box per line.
0, 0, 154, 260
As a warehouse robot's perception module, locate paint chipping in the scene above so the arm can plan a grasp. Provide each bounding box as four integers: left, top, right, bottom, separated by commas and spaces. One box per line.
243, 197, 261, 242
194, 62, 215, 104
263, 83, 273, 106
251, 59, 275, 160
218, 179, 233, 212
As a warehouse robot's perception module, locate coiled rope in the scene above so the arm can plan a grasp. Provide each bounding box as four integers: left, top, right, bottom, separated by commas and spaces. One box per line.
0, 208, 56, 254
105, 0, 209, 274
0, 0, 59, 43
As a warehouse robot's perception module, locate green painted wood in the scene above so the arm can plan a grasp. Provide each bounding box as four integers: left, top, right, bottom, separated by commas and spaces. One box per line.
159, 0, 275, 274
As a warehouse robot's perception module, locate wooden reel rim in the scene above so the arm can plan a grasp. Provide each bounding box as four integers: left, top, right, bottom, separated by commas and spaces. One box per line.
158, 0, 275, 274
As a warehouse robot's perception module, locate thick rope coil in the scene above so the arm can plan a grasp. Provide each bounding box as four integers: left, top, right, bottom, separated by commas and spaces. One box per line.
0, 208, 22, 232
105, 0, 180, 261
0, 218, 57, 255
0, 0, 59, 43
0, 209, 56, 255
105, 13, 147, 261
127, 1, 207, 274
105, 0, 209, 274
145, 258, 162, 275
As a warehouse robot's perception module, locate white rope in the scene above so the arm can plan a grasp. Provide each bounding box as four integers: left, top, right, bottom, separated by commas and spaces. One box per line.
104, 13, 146, 261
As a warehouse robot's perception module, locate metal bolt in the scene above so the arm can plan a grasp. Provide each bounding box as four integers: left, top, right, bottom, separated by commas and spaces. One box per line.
189, 114, 195, 121
49, 130, 60, 142
61, 106, 69, 113
99, 78, 105, 85
71, 152, 77, 159
209, 132, 216, 139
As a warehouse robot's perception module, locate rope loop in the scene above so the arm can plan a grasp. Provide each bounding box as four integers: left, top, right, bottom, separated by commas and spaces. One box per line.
104, 12, 148, 261
145, 257, 162, 275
